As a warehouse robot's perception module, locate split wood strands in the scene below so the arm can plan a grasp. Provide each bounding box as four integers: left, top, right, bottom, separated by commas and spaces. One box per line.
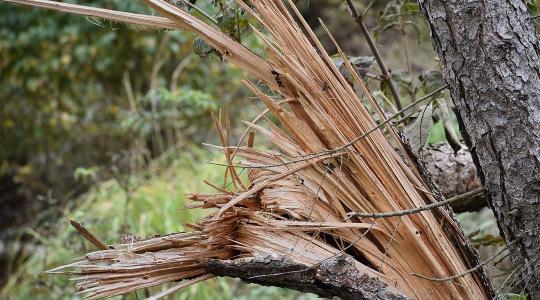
6, 0, 493, 299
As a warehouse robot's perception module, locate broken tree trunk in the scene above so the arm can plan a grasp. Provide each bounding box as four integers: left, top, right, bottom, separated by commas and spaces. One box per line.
419, 0, 540, 297
4, 0, 494, 299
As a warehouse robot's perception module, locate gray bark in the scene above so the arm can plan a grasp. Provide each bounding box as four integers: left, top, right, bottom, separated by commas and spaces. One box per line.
422, 143, 486, 212
419, 0, 540, 297
206, 254, 409, 300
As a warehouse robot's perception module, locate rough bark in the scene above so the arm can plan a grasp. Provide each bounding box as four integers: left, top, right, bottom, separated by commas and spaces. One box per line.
422, 143, 486, 212
206, 254, 409, 300
419, 0, 540, 297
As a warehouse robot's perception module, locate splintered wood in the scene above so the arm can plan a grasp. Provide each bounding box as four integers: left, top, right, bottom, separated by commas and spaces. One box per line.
29, 0, 492, 299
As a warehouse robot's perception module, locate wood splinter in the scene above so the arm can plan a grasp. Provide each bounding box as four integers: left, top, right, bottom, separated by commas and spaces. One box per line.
69, 219, 108, 250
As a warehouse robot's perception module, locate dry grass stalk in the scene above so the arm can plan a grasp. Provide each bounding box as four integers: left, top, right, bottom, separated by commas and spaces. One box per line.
6, 0, 493, 298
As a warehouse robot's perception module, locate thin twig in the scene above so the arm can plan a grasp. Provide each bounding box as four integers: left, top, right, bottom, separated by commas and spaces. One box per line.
360, 0, 376, 21
496, 254, 540, 298
207, 85, 447, 169
185, 1, 218, 24
345, 0, 404, 115
346, 187, 484, 219
413, 238, 520, 283
397, 4, 412, 75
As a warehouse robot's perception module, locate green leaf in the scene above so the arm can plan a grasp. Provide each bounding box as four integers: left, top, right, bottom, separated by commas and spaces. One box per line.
404, 103, 433, 154
505, 293, 528, 300
402, 2, 420, 15
380, 70, 412, 102
433, 97, 451, 123
527, 0, 538, 15
73, 167, 98, 182
375, 0, 421, 37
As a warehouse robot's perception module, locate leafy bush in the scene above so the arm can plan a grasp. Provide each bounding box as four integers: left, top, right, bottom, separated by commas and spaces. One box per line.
0, 0, 251, 230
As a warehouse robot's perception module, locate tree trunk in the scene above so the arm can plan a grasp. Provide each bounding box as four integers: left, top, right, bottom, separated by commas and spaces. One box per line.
419, 0, 540, 297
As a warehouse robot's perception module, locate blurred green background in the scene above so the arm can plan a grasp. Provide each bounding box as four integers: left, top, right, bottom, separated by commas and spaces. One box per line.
0, 0, 514, 299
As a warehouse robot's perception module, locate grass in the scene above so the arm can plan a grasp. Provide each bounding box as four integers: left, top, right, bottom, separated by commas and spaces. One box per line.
0, 146, 319, 300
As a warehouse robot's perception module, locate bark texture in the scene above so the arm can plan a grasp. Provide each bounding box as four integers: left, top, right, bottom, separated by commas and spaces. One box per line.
206, 254, 409, 300
422, 143, 486, 212
420, 0, 540, 297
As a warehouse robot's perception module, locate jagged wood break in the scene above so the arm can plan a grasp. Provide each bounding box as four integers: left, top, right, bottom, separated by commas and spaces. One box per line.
6, 0, 494, 299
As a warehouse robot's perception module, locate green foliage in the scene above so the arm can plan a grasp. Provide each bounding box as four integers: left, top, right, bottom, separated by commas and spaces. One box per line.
1, 149, 319, 299
426, 122, 446, 144
121, 87, 213, 139
504, 293, 528, 300
380, 70, 413, 100
188, 0, 256, 58
418, 70, 445, 93
526, 0, 538, 15
73, 167, 98, 182
375, 0, 422, 38
214, 2, 252, 41
375, 67, 454, 148
0, 0, 249, 204
193, 36, 215, 57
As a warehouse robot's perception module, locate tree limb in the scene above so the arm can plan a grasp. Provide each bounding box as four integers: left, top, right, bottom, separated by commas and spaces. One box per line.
206, 254, 409, 300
